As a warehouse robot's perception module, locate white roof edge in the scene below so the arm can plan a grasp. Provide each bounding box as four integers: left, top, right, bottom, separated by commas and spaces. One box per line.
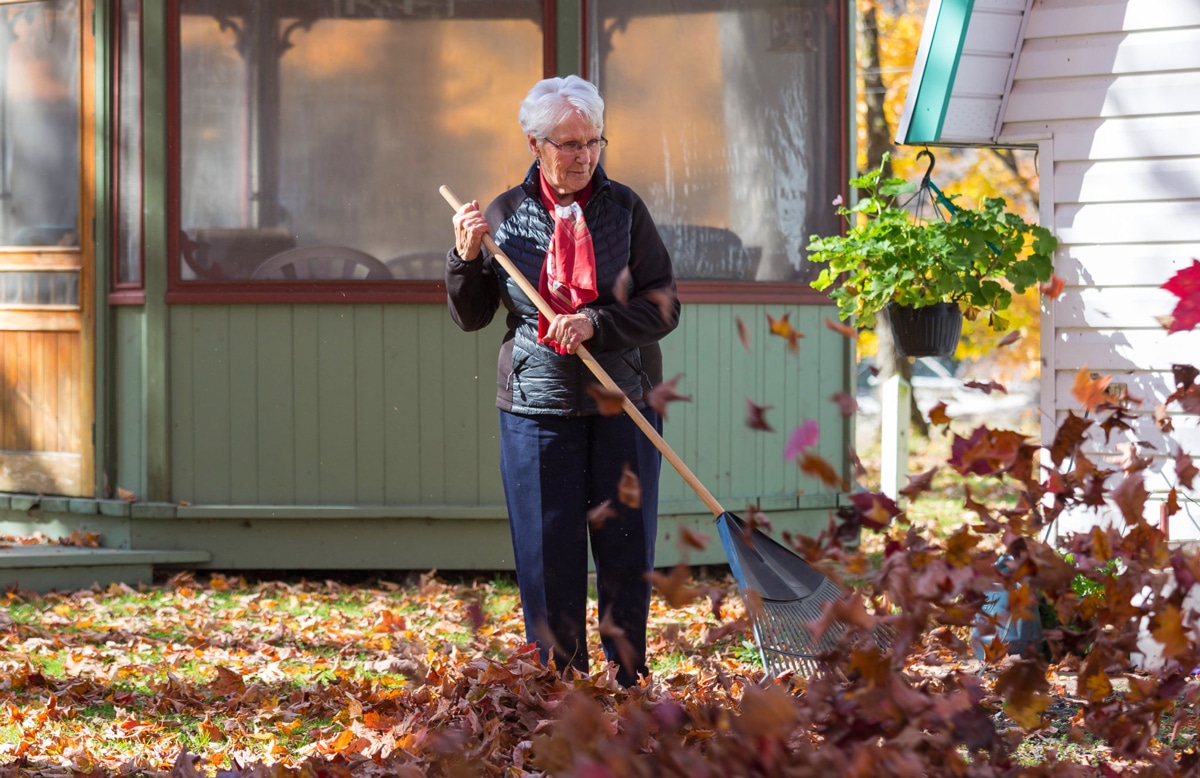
989, 0, 1037, 141
895, 0, 946, 144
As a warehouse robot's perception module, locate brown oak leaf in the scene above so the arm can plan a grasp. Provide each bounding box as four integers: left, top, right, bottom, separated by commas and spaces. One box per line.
586, 384, 626, 415
824, 317, 857, 338
617, 464, 641, 508
736, 316, 751, 351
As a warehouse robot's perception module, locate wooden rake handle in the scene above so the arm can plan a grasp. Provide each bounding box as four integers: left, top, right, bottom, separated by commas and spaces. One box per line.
440, 185, 725, 517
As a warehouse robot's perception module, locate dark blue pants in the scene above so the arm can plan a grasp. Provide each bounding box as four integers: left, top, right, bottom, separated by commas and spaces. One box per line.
498, 408, 662, 686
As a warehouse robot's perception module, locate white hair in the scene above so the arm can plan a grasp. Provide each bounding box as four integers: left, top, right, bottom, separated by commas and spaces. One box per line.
518, 75, 605, 139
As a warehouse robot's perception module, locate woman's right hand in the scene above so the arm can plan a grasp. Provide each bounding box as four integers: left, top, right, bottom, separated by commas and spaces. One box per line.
453, 200, 489, 261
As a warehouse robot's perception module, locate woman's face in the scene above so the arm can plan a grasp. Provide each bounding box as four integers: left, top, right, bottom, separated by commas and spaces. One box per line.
529, 111, 603, 201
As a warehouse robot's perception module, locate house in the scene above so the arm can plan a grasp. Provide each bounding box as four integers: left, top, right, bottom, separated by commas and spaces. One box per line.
0, 0, 857, 590
898, 0, 1200, 540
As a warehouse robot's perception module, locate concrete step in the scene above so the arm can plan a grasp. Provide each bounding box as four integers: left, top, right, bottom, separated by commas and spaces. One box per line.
0, 546, 212, 593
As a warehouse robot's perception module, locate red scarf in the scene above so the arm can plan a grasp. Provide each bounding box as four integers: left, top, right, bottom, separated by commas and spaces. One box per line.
537, 170, 597, 354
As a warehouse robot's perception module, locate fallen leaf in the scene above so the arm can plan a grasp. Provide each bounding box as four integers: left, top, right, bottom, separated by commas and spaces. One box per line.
1072, 367, 1112, 413
745, 398, 774, 432
588, 499, 617, 529
599, 606, 638, 673
783, 420, 820, 460
679, 527, 710, 551
899, 467, 938, 499
997, 330, 1022, 348
648, 563, 703, 608
766, 312, 803, 354
587, 384, 627, 415
646, 374, 692, 419
645, 287, 678, 325
829, 391, 857, 416
799, 451, 846, 490
928, 401, 952, 426
736, 316, 751, 351
611, 266, 632, 304
963, 380, 1007, 395
1161, 258, 1200, 333
824, 317, 857, 338
1175, 450, 1198, 490
618, 464, 641, 508
1040, 274, 1066, 299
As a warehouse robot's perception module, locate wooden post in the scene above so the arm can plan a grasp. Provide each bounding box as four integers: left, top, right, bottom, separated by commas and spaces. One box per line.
880, 373, 911, 500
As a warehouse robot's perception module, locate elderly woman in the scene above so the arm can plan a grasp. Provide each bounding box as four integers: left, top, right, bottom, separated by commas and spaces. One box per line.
446, 75, 679, 686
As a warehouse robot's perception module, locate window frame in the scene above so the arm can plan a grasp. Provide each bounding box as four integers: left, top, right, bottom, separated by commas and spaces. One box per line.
163, 0, 843, 306
109, 0, 145, 305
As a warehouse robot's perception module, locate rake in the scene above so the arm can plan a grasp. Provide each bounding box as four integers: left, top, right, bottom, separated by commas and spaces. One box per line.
440, 185, 883, 676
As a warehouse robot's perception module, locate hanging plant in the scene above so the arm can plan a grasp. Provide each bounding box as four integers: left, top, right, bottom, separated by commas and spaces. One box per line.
807, 152, 1057, 332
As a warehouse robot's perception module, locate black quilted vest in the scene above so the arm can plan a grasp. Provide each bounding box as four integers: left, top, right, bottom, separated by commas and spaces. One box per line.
491, 166, 646, 416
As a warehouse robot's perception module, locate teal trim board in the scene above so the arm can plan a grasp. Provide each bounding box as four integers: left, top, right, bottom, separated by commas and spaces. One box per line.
896, 0, 974, 145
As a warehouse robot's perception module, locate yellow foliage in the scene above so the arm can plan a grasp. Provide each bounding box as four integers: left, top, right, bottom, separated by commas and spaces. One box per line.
854, 0, 1046, 380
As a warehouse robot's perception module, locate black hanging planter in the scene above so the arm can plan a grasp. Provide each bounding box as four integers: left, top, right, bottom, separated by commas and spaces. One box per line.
887, 302, 963, 358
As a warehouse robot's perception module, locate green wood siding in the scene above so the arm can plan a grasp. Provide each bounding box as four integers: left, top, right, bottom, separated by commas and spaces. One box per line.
113, 308, 145, 499
169, 302, 848, 513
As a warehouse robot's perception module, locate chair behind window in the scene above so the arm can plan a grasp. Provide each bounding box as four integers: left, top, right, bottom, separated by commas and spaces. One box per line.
251, 246, 392, 281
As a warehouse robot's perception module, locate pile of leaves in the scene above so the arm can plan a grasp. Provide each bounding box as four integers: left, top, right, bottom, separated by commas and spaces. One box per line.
2, 261, 1200, 776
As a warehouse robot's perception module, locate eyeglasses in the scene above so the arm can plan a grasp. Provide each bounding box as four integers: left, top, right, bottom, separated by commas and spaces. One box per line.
542, 136, 609, 155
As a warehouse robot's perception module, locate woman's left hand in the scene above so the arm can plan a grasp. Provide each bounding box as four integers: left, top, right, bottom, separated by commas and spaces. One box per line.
543, 312, 595, 355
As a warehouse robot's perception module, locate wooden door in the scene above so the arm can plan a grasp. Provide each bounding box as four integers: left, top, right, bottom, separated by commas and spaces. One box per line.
0, 0, 94, 497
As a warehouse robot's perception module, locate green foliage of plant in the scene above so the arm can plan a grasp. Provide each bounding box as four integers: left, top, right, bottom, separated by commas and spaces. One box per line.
808, 153, 1057, 329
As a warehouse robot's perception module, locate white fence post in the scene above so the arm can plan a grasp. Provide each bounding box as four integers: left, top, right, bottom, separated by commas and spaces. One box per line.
880, 374, 911, 500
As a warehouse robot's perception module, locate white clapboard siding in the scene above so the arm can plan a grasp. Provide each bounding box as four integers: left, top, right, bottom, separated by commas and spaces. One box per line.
1015, 28, 1200, 80
1026, 0, 1200, 37
912, 0, 1200, 533
1054, 330, 1200, 371
1054, 288, 1180, 328
1053, 202, 1200, 245
1003, 115, 1200, 161
1005, 72, 1200, 123
1055, 158, 1200, 205
1056, 246, 1200, 287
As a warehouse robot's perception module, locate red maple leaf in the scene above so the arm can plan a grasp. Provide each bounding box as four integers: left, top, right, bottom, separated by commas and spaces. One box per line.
1040, 274, 1066, 300
646, 374, 692, 419
829, 391, 858, 417
1162, 258, 1200, 333
745, 398, 774, 432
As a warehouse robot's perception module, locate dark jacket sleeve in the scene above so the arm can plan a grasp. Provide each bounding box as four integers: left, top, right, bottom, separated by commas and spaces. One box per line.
445, 247, 500, 332
584, 194, 680, 352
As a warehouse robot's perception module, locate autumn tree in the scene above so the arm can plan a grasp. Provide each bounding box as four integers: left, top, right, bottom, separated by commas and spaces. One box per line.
855, 0, 1047, 389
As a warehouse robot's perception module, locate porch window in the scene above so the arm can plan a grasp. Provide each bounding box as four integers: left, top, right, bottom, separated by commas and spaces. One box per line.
112, 0, 143, 299
0, 0, 80, 250
171, 0, 545, 294
591, 0, 843, 288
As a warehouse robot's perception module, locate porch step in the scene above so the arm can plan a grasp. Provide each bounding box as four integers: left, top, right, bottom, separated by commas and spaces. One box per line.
0, 546, 211, 594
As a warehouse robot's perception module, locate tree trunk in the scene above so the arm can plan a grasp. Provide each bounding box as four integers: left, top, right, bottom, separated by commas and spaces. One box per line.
859, 1, 929, 437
